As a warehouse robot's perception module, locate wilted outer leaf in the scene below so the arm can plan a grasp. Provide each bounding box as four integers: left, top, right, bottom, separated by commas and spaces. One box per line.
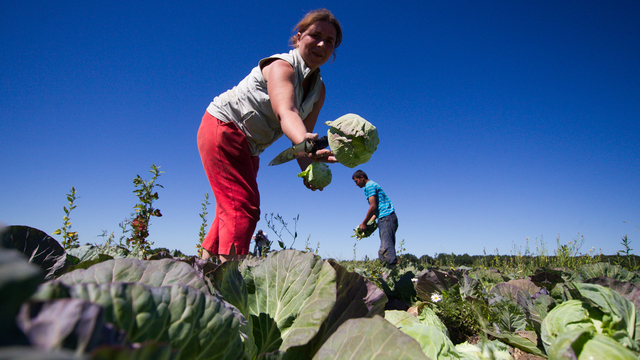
17, 298, 104, 353
415, 269, 459, 301
242, 250, 337, 354
38, 281, 243, 360
313, 315, 429, 359
507, 278, 540, 296
490, 282, 529, 302
1, 225, 71, 279
58, 258, 210, 294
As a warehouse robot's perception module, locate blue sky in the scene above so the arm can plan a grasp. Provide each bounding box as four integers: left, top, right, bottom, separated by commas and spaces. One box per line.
2, 1, 639, 260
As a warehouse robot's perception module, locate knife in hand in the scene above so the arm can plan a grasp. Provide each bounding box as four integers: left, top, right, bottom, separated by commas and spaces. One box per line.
268, 135, 329, 166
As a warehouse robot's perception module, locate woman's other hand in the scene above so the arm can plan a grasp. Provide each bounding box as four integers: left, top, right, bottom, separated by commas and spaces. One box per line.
309, 148, 337, 163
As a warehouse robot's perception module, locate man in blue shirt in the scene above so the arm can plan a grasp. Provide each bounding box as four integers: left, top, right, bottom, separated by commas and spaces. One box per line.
352, 170, 398, 268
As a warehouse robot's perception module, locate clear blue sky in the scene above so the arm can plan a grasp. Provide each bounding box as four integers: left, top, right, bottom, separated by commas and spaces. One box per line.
2, 1, 639, 260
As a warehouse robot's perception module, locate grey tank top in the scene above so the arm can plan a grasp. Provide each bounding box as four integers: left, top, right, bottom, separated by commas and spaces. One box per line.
206, 49, 323, 156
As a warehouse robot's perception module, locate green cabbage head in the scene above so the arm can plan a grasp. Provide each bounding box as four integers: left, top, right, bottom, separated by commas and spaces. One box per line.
325, 114, 379, 168
298, 162, 332, 188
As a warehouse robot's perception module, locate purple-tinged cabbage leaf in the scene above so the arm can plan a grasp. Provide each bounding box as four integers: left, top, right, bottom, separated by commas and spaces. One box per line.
34, 281, 244, 360
16, 298, 106, 353
1, 225, 73, 279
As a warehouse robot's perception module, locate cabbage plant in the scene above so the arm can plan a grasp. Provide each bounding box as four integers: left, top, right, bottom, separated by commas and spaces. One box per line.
298, 162, 332, 188
4, 227, 438, 359
325, 113, 379, 168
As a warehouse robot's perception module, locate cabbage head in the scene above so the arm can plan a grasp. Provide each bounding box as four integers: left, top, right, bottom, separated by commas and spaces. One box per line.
352, 218, 377, 240
298, 162, 332, 188
325, 114, 379, 168
541, 299, 600, 353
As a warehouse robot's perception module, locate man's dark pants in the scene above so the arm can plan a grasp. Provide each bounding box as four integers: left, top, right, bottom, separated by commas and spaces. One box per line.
378, 212, 398, 267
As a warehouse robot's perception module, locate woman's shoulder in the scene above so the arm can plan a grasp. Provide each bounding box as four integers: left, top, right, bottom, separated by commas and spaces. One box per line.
259, 49, 298, 69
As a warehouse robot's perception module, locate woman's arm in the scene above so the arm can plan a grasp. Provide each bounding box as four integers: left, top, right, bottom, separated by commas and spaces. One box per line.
263, 59, 312, 145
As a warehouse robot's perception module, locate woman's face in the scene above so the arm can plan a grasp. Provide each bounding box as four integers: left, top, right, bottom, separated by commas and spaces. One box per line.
296, 21, 337, 71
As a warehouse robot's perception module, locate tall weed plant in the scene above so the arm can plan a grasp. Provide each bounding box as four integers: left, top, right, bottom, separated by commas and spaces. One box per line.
53, 186, 79, 249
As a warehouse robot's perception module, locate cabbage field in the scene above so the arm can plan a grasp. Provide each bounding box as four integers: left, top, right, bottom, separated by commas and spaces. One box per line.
2, 225, 640, 359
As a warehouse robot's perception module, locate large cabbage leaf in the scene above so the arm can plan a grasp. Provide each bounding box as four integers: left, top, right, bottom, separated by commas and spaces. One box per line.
325, 113, 379, 168
57, 258, 210, 294
241, 250, 337, 354
313, 315, 429, 359
208, 261, 257, 358
34, 281, 244, 360
275, 259, 387, 359
66, 244, 131, 262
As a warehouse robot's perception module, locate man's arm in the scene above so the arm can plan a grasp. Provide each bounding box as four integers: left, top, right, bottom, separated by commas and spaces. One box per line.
359, 195, 378, 230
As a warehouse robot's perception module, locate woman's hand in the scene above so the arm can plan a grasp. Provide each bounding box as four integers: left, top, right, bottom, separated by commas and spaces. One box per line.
309, 148, 337, 163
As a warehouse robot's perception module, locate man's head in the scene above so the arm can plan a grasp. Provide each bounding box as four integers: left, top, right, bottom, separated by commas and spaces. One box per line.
352, 170, 368, 188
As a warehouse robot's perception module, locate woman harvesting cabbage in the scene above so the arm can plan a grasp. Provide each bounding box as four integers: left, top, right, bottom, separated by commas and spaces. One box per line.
197, 9, 341, 263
